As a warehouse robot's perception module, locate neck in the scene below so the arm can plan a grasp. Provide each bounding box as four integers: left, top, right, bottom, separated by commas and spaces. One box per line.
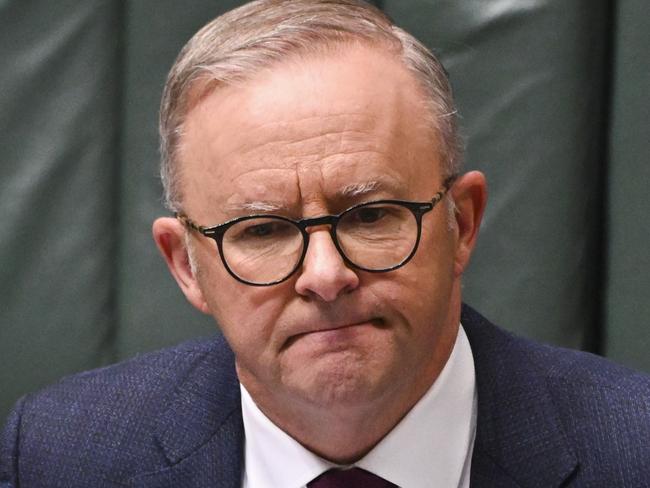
245, 373, 436, 464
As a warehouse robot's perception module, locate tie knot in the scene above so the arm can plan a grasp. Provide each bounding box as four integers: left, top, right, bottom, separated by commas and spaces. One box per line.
307, 467, 398, 488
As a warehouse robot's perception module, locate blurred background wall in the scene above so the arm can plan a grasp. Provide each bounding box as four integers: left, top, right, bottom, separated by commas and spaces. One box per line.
1, 0, 649, 422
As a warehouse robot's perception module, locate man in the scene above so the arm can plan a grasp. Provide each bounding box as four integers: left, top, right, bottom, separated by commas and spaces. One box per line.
2, 1, 649, 487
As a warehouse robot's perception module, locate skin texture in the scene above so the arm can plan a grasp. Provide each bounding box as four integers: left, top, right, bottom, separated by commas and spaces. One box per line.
153, 43, 487, 463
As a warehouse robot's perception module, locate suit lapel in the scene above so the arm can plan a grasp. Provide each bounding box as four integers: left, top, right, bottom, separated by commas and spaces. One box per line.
129, 334, 244, 488
467, 445, 523, 487
462, 305, 578, 487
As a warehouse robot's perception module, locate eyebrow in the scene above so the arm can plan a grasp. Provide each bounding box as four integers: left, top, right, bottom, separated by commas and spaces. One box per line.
224, 201, 286, 214
339, 180, 383, 198
223, 179, 396, 216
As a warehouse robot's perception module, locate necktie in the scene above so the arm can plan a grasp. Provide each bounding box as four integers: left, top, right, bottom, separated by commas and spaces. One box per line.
307, 467, 398, 487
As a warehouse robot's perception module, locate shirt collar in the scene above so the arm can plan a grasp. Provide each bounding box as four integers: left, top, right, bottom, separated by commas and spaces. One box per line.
241, 324, 477, 488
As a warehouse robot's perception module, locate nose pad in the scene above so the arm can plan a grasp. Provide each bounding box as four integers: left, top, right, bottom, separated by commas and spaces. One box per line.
294, 228, 359, 301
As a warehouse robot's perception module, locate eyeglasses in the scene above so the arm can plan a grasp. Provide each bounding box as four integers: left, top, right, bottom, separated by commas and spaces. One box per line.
177, 177, 456, 286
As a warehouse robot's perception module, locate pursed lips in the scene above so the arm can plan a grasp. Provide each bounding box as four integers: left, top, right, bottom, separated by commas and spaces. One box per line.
281, 318, 383, 350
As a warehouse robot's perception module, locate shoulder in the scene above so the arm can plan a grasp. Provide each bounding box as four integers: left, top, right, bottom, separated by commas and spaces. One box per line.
18, 334, 232, 424
1, 334, 238, 486
516, 329, 650, 471
462, 303, 650, 394
462, 304, 650, 482
506, 322, 650, 430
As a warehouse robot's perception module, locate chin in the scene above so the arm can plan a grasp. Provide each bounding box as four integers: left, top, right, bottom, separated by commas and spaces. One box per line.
287, 353, 390, 408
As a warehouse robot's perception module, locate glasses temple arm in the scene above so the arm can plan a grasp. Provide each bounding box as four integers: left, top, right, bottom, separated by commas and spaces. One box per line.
175, 213, 205, 233
443, 173, 459, 189
430, 173, 459, 205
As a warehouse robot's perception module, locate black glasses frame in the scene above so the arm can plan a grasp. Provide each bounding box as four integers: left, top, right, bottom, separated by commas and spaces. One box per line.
177, 176, 456, 286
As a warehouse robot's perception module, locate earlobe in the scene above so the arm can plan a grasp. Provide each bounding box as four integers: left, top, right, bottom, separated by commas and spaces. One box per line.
450, 171, 487, 277
152, 217, 210, 314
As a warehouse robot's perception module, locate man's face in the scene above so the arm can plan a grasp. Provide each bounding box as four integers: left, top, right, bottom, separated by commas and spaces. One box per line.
160, 44, 482, 419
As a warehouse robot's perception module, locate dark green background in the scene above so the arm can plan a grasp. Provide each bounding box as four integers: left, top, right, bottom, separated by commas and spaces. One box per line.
2, 0, 649, 422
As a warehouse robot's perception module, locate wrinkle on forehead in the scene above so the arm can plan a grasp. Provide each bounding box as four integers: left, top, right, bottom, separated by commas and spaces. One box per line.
216, 112, 391, 168
224, 168, 300, 214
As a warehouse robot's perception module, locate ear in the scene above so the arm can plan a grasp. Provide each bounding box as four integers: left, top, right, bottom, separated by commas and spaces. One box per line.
152, 217, 210, 314
450, 171, 487, 277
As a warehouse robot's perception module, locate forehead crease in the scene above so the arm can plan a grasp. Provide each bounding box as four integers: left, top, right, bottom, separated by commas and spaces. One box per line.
228, 168, 299, 199
262, 127, 373, 151
242, 112, 385, 150
210, 167, 298, 211
252, 112, 374, 131
239, 133, 374, 166
231, 166, 297, 181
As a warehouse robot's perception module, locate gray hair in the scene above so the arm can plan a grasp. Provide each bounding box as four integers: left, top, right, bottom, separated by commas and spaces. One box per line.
159, 0, 462, 211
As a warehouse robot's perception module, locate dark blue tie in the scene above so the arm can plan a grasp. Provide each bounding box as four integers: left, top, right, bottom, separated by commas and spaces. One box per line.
307, 467, 398, 487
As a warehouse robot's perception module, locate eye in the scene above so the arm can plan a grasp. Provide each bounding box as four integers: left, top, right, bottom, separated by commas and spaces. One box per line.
245, 222, 276, 237
350, 206, 388, 224
227, 218, 297, 243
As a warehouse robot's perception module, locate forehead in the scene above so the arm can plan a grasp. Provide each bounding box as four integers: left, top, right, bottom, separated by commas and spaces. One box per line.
178, 44, 440, 217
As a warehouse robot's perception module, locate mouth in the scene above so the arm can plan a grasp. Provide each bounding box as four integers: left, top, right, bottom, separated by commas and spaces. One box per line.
282, 318, 384, 351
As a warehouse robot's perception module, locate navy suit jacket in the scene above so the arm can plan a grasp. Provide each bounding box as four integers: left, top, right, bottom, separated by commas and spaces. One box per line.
2, 305, 650, 487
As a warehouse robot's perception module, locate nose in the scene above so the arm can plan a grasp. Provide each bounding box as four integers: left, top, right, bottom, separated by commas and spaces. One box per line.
294, 228, 359, 301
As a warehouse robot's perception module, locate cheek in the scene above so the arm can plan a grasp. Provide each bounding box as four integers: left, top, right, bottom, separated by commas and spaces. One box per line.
414, 217, 457, 276
194, 250, 290, 357
374, 272, 447, 325
374, 227, 456, 321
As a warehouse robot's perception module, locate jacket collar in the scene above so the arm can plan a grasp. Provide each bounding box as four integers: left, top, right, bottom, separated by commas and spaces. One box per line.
461, 304, 578, 487
130, 333, 244, 487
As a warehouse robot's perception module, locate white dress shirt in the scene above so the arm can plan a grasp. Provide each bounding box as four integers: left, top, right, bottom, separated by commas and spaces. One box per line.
241, 324, 477, 488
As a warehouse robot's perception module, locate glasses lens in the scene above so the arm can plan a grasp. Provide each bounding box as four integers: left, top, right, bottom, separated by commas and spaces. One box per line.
221, 217, 303, 284
337, 202, 418, 270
